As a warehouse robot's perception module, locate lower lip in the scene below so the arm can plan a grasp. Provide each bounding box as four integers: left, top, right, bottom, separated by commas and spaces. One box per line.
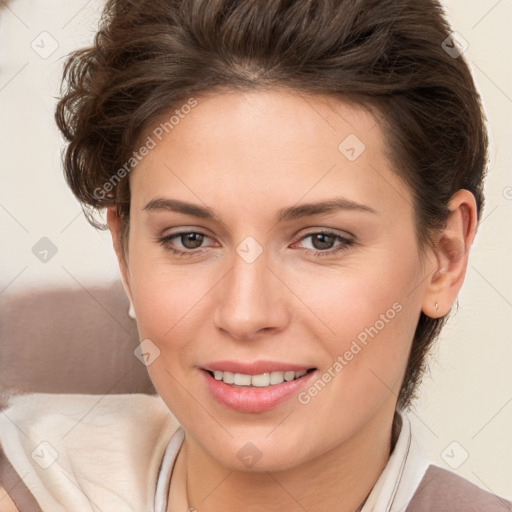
201, 369, 317, 413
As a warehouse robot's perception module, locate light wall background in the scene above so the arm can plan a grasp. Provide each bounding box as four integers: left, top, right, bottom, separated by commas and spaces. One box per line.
1, 0, 511, 499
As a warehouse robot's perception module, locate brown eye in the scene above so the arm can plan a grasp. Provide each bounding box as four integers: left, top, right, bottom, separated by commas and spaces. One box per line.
156, 231, 212, 257
294, 231, 355, 258
179, 232, 205, 249
310, 233, 337, 251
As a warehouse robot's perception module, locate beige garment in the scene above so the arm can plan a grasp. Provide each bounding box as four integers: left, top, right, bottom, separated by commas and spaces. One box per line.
0, 393, 180, 512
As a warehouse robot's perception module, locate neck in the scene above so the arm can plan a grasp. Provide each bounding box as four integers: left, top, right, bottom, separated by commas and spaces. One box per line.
170, 406, 398, 512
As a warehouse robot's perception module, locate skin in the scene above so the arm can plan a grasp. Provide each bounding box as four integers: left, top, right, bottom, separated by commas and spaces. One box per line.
105, 89, 477, 512
0, 489, 18, 512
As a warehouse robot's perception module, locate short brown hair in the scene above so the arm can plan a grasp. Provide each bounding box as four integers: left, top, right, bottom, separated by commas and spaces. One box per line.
55, 0, 489, 409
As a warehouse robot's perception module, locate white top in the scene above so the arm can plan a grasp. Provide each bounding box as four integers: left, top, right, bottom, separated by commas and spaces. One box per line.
0, 392, 436, 512
154, 425, 185, 512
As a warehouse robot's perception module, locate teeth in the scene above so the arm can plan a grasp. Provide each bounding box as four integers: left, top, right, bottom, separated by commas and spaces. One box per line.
211, 369, 309, 387
234, 373, 252, 386
284, 371, 295, 381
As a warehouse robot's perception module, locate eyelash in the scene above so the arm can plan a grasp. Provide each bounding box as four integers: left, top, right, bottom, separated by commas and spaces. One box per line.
156, 230, 355, 259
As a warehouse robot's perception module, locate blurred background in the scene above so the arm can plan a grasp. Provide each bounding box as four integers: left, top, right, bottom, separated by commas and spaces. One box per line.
0, 0, 511, 498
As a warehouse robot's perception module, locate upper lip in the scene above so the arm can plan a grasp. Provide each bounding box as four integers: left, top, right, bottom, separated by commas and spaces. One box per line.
202, 360, 315, 374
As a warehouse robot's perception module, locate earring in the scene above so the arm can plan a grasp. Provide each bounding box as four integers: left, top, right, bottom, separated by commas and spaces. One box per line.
128, 301, 136, 319
435, 267, 447, 280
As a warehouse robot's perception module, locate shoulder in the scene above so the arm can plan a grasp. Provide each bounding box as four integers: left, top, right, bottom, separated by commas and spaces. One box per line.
0, 392, 178, 454
0, 392, 180, 512
0, 391, 177, 439
406, 464, 512, 512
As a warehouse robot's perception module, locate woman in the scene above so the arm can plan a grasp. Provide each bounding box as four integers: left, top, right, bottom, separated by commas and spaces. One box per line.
0, 0, 510, 510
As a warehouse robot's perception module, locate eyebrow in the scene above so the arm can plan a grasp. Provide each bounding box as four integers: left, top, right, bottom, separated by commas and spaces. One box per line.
142, 196, 378, 222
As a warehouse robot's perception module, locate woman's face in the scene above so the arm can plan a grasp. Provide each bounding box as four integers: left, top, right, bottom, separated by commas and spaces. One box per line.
116, 90, 436, 471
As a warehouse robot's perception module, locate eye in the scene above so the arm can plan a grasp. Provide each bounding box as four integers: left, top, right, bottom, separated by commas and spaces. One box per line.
294, 231, 354, 257
157, 231, 213, 257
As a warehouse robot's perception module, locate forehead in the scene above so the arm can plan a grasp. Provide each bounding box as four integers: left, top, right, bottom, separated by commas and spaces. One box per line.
143, 89, 382, 155
130, 89, 411, 220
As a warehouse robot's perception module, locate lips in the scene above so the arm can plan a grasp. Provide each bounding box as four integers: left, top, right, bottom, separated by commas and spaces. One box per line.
202, 360, 314, 375
200, 360, 318, 413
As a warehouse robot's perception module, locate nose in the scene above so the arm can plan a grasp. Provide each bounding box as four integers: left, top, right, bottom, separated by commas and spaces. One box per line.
212, 246, 290, 342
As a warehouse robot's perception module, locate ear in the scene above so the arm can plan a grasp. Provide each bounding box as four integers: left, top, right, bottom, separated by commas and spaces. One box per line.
106, 206, 133, 308
421, 189, 478, 318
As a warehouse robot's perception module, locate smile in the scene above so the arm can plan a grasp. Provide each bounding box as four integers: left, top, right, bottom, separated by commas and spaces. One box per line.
201, 366, 318, 413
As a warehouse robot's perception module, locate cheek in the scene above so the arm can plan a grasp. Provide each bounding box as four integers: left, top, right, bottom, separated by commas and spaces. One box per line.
127, 259, 211, 412
127, 244, 224, 386
127, 224, 202, 331
291, 242, 423, 396
130, 267, 211, 347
